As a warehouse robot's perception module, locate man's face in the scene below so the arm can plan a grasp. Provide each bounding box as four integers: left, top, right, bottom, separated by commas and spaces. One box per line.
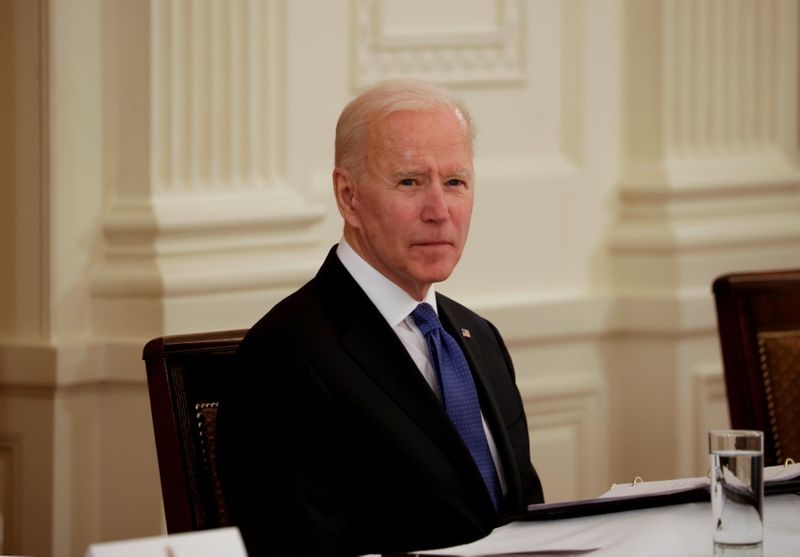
337, 107, 474, 300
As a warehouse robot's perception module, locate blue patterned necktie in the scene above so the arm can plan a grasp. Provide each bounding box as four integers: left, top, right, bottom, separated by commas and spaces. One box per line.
411, 302, 502, 511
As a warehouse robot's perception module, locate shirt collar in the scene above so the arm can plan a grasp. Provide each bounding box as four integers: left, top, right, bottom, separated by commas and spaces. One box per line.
336, 238, 438, 327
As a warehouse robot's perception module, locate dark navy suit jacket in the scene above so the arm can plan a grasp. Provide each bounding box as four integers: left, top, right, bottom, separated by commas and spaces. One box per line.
217, 246, 543, 556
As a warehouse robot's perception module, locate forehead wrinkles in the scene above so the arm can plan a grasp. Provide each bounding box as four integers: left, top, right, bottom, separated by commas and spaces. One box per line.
372, 134, 472, 166
362, 110, 472, 179
371, 108, 469, 143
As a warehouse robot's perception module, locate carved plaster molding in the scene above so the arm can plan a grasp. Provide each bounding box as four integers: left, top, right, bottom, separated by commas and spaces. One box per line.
352, 0, 526, 88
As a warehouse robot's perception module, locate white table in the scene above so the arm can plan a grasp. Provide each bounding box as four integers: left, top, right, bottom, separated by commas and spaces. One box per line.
419, 494, 800, 556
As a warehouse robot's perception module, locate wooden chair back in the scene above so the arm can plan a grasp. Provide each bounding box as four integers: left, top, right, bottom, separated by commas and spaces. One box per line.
143, 329, 247, 532
712, 270, 800, 466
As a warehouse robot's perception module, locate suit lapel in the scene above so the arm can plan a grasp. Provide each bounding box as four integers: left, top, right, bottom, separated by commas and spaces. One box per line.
312, 250, 484, 491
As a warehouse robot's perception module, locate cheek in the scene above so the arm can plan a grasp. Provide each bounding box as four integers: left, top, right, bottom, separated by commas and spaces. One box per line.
454, 201, 473, 229
378, 200, 418, 228
354, 193, 386, 229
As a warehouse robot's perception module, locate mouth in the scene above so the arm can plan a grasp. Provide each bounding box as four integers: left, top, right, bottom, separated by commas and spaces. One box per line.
412, 241, 453, 248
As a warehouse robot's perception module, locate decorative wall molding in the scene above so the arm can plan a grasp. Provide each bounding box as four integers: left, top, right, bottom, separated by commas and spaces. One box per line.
663, 0, 797, 158
518, 374, 606, 500
91, 188, 324, 298
90, 253, 321, 299
610, 211, 800, 254
352, 0, 526, 88
620, 0, 800, 184
559, 0, 585, 167
100, 189, 323, 256
612, 0, 800, 283
93, 0, 327, 305
625, 0, 798, 164
691, 362, 728, 474
0, 343, 57, 387
611, 157, 800, 254
150, 0, 287, 192
474, 288, 718, 345
621, 153, 800, 196
0, 340, 143, 388
0, 437, 22, 554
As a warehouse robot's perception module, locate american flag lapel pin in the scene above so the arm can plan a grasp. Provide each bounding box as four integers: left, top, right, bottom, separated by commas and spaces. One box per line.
461, 328, 471, 338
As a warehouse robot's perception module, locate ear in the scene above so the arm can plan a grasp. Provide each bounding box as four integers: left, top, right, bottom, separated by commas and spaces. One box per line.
333, 167, 361, 228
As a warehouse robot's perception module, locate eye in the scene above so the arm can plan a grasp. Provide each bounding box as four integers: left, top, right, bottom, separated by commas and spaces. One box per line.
446, 178, 466, 187
399, 178, 416, 187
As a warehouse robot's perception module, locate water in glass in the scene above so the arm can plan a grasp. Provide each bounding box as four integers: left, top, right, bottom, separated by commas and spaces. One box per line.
710, 449, 763, 555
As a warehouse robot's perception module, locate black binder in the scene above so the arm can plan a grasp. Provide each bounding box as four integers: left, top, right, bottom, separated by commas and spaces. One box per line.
512, 465, 800, 522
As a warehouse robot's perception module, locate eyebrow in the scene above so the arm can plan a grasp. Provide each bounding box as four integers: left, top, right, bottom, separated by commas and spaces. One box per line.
392, 169, 425, 178
391, 168, 472, 179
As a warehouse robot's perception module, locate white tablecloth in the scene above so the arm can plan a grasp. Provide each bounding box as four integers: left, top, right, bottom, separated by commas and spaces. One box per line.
419, 494, 800, 556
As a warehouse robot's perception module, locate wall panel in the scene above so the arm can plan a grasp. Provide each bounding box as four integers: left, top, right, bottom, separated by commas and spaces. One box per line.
519, 372, 607, 501
353, 0, 526, 88
0, 437, 21, 554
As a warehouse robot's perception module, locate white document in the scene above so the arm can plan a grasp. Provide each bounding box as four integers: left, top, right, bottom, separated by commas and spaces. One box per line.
85, 527, 248, 557
599, 476, 708, 499
600, 462, 800, 499
765, 461, 800, 482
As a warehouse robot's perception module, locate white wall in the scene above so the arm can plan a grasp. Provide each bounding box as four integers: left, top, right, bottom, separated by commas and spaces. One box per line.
1, 0, 799, 555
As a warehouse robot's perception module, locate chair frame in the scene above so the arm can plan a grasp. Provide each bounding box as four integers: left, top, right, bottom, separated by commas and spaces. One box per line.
712, 269, 800, 466
143, 329, 247, 533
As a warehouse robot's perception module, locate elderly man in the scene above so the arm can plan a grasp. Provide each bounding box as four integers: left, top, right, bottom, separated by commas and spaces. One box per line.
217, 79, 543, 556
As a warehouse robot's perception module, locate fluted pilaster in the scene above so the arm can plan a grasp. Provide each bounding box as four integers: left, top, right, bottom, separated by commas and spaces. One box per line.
151, 0, 281, 192
92, 0, 323, 336
665, 0, 784, 157
611, 0, 800, 294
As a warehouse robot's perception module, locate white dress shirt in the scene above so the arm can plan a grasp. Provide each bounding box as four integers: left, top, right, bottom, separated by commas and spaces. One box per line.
336, 239, 507, 494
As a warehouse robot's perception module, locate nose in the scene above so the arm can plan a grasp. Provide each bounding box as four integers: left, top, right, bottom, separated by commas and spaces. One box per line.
421, 183, 449, 222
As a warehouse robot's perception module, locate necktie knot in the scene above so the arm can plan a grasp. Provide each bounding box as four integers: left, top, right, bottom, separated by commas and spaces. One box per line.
411, 303, 441, 336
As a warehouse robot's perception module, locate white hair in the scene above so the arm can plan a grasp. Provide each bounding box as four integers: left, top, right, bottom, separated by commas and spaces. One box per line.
334, 79, 475, 178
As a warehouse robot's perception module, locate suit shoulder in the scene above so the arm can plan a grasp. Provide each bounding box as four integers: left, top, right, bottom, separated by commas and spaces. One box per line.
240, 280, 326, 350
436, 292, 474, 315
436, 293, 510, 353
436, 293, 491, 328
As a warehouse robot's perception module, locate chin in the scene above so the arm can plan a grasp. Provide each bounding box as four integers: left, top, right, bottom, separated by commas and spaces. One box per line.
407, 255, 459, 285
418, 268, 455, 286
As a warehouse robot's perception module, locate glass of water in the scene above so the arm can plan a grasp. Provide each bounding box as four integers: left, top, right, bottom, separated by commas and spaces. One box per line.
708, 430, 764, 556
